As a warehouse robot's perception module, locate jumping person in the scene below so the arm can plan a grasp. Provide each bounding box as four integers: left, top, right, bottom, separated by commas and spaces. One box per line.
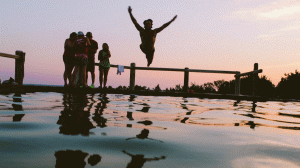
128, 6, 177, 67
86, 32, 98, 88
98, 43, 111, 89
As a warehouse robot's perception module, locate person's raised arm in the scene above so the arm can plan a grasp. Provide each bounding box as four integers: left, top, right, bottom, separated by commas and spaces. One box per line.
128, 6, 143, 32
155, 15, 177, 33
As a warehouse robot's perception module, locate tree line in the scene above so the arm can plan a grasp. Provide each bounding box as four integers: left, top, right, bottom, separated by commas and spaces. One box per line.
112, 70, 300, 99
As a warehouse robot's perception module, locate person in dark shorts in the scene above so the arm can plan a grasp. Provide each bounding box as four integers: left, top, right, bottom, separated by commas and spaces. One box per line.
98, 43, 111, 89
71, 31, 91, 87
86, 32, 98, 88
63, 32, 77, 87
128, 6, 177, 67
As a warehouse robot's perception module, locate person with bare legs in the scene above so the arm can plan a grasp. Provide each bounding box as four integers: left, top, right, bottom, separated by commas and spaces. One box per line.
98, 43, 111, 89
86, 32, 98, 88
71, 31, 91, 88
63, 32, 77, 87
128, 6, 177, 67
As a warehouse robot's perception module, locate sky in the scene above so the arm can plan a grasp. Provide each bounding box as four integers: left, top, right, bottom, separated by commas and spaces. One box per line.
1, 0, 299, 89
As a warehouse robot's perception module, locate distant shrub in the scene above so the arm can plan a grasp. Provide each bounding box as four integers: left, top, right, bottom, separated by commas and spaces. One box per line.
276, 70, 300, 99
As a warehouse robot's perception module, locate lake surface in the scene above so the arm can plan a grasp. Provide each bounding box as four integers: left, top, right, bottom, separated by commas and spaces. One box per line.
1, 92, 300, 168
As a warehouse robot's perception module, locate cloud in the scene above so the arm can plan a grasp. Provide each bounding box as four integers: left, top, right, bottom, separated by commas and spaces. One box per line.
259, 5, 300, 19
231, 0, 300, 21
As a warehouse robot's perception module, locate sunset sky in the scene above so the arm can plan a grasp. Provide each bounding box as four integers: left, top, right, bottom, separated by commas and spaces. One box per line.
1, 0, 299, 89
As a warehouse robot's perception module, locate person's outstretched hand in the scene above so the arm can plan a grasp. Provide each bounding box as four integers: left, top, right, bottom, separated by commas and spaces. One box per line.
128, 6, 132, 13
172, 15, 177, 22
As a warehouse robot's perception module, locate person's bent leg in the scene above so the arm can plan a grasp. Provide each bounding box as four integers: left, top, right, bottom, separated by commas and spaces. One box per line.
63, 64, 68, 86
91, 62, 95, 86
146, 51, 154, 67
140, 44, 146, 54
92, 72, 95, 85
67, 64, 75, 85
82, 66, 87, 87
86, 71, 89, 86
71, 66, 79, 86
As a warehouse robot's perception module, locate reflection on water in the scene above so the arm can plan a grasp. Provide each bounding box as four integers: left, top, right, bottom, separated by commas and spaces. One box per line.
1, 92, 300, 167
55, 150, 101, 168
126, 129, 163, 143
57, 93, 95, 136
123, 150, 166, 168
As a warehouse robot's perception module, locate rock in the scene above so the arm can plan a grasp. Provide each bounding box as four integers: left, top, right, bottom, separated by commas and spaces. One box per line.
2, 77, 15, 85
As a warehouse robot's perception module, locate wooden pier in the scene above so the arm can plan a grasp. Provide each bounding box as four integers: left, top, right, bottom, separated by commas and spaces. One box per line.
0, 50, 273, 101
99, 62, 262, 96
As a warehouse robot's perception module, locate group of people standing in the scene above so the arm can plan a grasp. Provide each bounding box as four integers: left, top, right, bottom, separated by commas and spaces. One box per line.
63, 31, 111, 88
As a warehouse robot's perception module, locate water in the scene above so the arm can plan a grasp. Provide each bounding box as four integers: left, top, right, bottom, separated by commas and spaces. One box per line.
1, 92, 300, 168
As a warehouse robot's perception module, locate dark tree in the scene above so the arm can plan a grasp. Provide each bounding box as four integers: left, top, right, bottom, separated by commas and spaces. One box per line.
276, 70, 300, 99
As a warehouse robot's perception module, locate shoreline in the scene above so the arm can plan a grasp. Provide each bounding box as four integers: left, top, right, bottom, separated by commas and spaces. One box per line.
0, 85, 299, 102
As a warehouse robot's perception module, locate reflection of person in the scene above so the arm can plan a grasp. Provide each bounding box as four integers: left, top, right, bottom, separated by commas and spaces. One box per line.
122, 150, 166, 168
126, 129, 163, 143
55, 150, 101, 168
88, 154, 101, 166
71, 31, 91, 88
92, 98, 108, 128
57, 93, 95, 136
63, 32, 77, 87
85, 32, 98, 88
128, 6, 177, 67
98, 43, 111, 89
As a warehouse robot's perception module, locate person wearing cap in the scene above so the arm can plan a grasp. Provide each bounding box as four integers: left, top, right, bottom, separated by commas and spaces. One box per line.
71, 31, 91, 88
85, 32, 98, 88
128, 6, 177, 67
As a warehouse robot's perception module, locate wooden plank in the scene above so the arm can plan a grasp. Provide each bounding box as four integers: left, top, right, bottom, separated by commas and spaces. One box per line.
0, 52, 20, 59
96, 63, 240, 74
235, 69, 263, 77
134, 66, 185, 72
188, 69, 239, 74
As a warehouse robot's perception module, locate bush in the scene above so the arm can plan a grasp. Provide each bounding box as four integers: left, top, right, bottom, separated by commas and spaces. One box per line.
276, 70, 300, 99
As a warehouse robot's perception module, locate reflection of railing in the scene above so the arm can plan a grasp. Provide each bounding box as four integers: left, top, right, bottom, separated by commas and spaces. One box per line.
95, 62, 262, 95
0, 51, 26, 85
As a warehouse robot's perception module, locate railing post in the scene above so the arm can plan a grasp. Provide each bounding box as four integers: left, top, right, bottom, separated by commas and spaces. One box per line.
15, 51, 25, 85
235, 72, 240, 95
183, 67, 189, 92
253, 63, 258, 96
129, 63, 136, 91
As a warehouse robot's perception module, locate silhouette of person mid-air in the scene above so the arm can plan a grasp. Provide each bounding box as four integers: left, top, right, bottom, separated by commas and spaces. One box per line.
128, 6, 177, 67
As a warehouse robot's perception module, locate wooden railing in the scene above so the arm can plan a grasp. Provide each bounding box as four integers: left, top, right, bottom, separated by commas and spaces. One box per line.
96, 62, 263, 95
0, 51, 26, 85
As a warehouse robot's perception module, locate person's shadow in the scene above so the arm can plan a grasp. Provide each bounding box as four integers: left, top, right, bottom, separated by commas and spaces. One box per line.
122, 150, 166, 168
55, 150, 101, 168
